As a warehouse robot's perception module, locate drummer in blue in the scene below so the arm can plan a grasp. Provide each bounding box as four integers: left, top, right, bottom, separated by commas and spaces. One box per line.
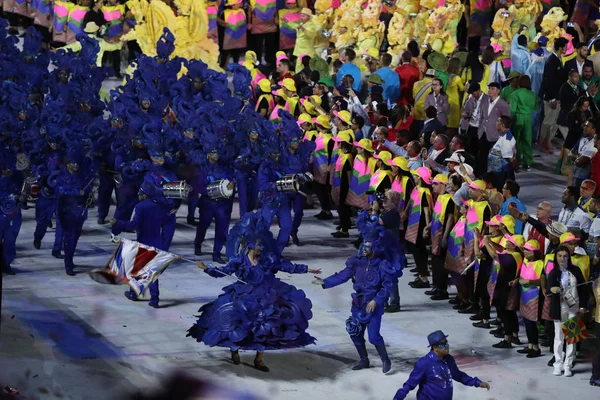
193, 141, 234, 264
393, 331, 490, 400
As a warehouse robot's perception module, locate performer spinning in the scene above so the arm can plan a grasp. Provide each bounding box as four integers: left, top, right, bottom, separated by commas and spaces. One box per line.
189, 211, 320, 372
314, 211, 403, 373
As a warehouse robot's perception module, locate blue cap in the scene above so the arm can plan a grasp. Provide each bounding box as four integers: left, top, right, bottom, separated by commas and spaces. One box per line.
427, 330, 449, 347
538, 36, 549, 47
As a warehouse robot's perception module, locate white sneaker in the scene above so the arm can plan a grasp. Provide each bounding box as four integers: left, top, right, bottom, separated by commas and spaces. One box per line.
553, 364, 563, 376
564, 368, 573, 377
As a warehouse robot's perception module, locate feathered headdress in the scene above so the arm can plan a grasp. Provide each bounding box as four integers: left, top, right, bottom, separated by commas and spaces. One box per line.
156, 28, 176, 60
356, 210, 405, 277
227, 63, 253, 99
226, 210, 278, 258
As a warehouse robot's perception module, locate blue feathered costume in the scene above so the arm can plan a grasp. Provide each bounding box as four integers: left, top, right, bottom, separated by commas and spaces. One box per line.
319, 210, 405, 374
187, 210, 316, 371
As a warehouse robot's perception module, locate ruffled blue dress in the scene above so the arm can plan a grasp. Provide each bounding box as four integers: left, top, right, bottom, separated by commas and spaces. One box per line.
187, 253, 316, 352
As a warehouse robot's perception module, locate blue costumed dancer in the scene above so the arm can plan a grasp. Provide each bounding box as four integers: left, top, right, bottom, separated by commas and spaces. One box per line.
313, 210, 404, 373
111, 181, 165, 308
188, 210, 320, 372
0, 148, 24, 275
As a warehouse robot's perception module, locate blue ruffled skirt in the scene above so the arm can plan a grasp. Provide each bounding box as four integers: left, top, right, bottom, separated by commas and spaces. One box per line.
187, 277, 316, 351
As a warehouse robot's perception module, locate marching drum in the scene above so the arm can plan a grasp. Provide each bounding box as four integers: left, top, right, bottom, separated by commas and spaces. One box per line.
29, 181, 41, 201
275, 173, 313, 193
207, 179, 234, 200
162, 180, 191, 199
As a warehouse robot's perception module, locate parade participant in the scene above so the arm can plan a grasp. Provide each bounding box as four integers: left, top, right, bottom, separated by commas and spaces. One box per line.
248, 0, 278, 68
487, 115, 516, 190
65, 0, 91, 45
234, 127, 264, 217
55, 145, 95, 276
298, 113, 317, 141
428, 174, 455, 301
513, 239, 544, 358
190, 211, 320, 373
51, 0, 72, 46
255, 79, 274, 117
346, 138, 377, 212
314, 211, 403, 373
396, 51, 420, 106
278, 0, 301, 54
500, 179, 526, 234
406, 167, 433, 289
336, 48, 362, 92
477, 82, 509, 176
394, 331, 490, 399
111, 181, 164, 308
194, 140, 235, 264
0, 150, 23, 275
312, 115, 334, 221
30, 0, 53, 45
579, 179, 596, 217
368, 151, 393, 201
60, 22, 124, 67
293, 9, 317, 72
218, 0, 248, 69
485, 233, 524, 348
258, 137, 293, 255
330, 130, 354, 239
547, 246, 589, 377
101, 0, 127, 78
510, 75, 538, 171
424, 78, 449, 129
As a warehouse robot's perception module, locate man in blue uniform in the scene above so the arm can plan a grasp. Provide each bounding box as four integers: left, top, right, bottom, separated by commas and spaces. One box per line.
394, 331, 490, 399
0, 150, 24, 275
111, 181, 165, 308
194, 143, 235, 264
234, 128, 263, 217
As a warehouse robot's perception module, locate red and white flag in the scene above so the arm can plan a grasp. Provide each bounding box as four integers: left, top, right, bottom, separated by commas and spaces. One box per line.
89, 239, 180, 297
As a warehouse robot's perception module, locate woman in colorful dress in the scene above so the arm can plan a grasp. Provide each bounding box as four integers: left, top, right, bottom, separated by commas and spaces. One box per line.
446, 57, 465, 134
278, 0, 301, 56
346, 138, 377, 212
189, 211, 320, 372
330, 130, 354, 238
512, 239, 545, 358
248, 0, 278, 67
65, 0, 91, 45
218, 0, 247, 68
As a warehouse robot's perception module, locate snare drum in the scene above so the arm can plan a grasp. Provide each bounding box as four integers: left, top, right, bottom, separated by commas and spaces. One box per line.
276, 174, 301, 193
207, 179, 234, 200
162, 180, 191, 199
29, 182, 41, 200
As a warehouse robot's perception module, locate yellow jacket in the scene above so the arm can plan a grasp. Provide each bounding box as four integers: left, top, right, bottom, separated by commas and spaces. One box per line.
62, 34, 123, 67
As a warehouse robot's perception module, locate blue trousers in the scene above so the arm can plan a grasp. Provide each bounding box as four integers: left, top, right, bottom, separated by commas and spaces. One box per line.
185, 168, 202, 219
34, 195, 63, 253
237, 175, 258, 217
350, 307, 384, 347
129, 280, 159, 305
195, 197, 232, 257
289, 193, 304, 236
59, 210, 86, 272
114, 184, 138, 221
0, 211, 21, 268
264, 202, 292, 255
161, 212, 176, 251
97, 171, 115, 220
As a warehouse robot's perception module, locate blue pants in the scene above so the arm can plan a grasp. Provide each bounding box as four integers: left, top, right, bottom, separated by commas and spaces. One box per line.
59, 210, 86, 272
185, 169, 202, 219
289, 193, 304, 236
34, 195, 63, 253
129, 280, 159, 305
161, 212, 176, 251
97, 171, 115, 220
350, 307, 384, 347
265, 202, 292, 255
0, 210, 21, 268
237, 175, 258, 217
114, 184, 138, 221
195, 197, 232, 257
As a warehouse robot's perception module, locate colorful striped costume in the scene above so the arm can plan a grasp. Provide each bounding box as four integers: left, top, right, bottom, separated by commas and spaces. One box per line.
405, 187, 432, 245
519, 259, 544, 322
250, 0, 277, 34
223, 9, 247, 50
66, 5, 90, 44
52, 0, 72, 43
102, 4, 126, 38
312, 133, 333, 185
430, 194, 454, 255
346, 155, 377, 210
487, 251, 522, 306
31, 0, 52, 29
278, 8, 301, 50
206, 1, 218, 43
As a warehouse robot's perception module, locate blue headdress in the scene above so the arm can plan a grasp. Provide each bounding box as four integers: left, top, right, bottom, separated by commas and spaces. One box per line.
187, 59, 209, 81
226, 211, 278, 258
23, 26, 43, 57
356, 210, 405, 277
156, 28, 176, 60
2, 81, 30, 114
227, 63, 252, 99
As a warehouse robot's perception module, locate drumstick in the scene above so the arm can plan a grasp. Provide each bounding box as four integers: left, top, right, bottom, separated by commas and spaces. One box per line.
296, 190, 308, 198
179, 256, 248, 284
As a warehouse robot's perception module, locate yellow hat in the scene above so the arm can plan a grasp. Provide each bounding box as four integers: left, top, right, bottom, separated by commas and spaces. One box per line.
374, 151, 393, 166
485, 215, 503, 226
84, 22, 100, 34
272, 88, 285, 97
468, 180, 486, 191
523, 240, 540, 251
300, 96, 321, 116
505, 234, 525, 248
280, 78, 296, 92
390, 156, 409, 171
354, 138, 374, 153
298, 113, 313, 124
226, 0, 242, 6
333, 130, 354, 144
258, 78, 271, 93
333, 110, 352, 126
560, 232, 577, 244
367, 47, 379, 58
410, 167, 432, 185
313, 115, 332, 130
432, 173, 449, 185
500, 215, 516, 234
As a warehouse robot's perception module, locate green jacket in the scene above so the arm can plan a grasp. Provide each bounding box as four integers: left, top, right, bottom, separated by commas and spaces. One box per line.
510, 88, 538, 116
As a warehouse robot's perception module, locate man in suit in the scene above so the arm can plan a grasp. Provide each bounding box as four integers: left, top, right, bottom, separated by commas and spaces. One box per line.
476, 82, 510, 176
540, 37, 569, 153
419, 106, 443, 148
460, 82, 483, 154
557, 69, 583, 139
564, 42, 588, 77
